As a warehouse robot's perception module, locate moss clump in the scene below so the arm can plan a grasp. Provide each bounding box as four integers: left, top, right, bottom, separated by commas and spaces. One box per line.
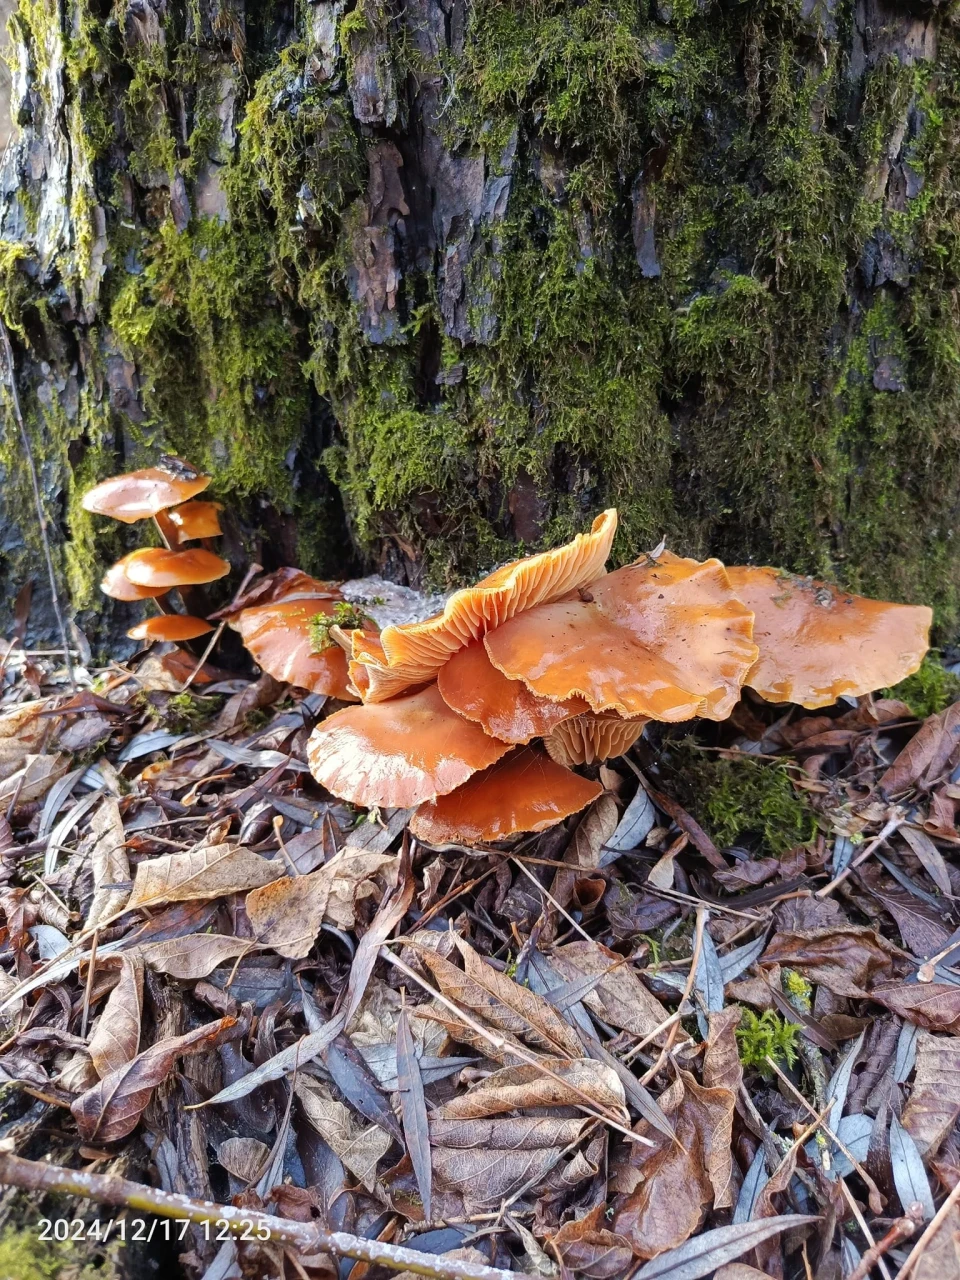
308, 601, 375, 651
883, 653, 960, 719
0, 1224, 124, 1280
736, 1009, 802, 1073
670, 745, 817, 855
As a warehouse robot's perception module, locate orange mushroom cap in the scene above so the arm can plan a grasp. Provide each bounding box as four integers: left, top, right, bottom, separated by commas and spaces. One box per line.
101, 553, 171, 601
484, 551, 758, 722
123, 547, 231, 589
167, 501, 223, 540
725, 566, 932, 708
409, 747, 603, 845
543, 713, 648, 767
306, 683, 513, 808
437, 637, 589, 743
127, 615, 214, 642
348, 509, 618, 702
237, 598, 357, 699
81, 458, 210, 523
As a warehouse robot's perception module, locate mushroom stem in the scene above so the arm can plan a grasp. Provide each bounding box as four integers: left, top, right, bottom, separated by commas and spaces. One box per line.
152, 511, 179, 551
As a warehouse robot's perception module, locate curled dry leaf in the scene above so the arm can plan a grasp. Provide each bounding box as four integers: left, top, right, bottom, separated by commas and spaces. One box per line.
88, 953, 143, 1079
879, 702, 960, 796
126, 843, 283, 914
548, 1205, 635, 1279
435, 1060, 626, 1120
294, 1076, 393, 1191
85, 795, 131, 929
72, 1015, 240, 1143
760, 926, 902, 997
901, 1030, 960, 1156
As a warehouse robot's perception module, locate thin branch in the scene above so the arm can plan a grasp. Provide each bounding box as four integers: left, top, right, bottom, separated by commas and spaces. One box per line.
0, 319, 76, 691
0, 1151, 537, 1280
894, 1175, 960, 1279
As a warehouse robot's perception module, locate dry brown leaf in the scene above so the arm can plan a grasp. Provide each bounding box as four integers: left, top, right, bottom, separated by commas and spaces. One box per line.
86, 795, 131, 928
139, 934, 256, 979
88, 952, 143, 1079
713, 1268, 776, 1280
902, 1031, 960, 1155
412, 938, 582, 1059
872, 983, 960, 1035
611, 1069, 735, 1260
218, 1136, 270, 1184
913, 1203, 960, 1280
430, 1142, 569, 1207
760, 926, 902, 996
0, 754, 70, 807
880, 702, 960, 796
566, 794, 620, 870
126, 843, 282, 913
436, 1060, 625, 1120
548, 1204, 635, 1279
549, 940, 669, 1041
294, 1076, 392, 1190
72, 1015, 239, 1143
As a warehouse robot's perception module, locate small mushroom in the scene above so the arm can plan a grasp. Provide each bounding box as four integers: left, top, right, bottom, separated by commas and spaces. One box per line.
236, 598, 357, 699
725, 566, 933, 708
306, 683, 513, 808
484, 552, 758, 721
123, 547, 231, 589
81, 458, 211, 523
101, 553, 170, 601
437, 637, 589, 743
127, 616, 214, 642
409, 747, 603, 845
166, 501, 224, 540
543, 713, 648, 766
348, 509, 618, 702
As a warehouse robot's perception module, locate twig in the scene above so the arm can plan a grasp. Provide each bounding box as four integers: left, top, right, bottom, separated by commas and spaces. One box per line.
0, 1150, 536, 1280
894, 1175, 960, 1279
0, 320, 76, 692
816, 814, 902, 898
180, 561, 260, 693
847, 1206, 922, 1280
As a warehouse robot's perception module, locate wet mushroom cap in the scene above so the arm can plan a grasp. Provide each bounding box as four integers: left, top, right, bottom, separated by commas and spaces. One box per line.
725, 565, 933, 708
409, 747, 603, 845
350, 509, 618, 702
437, 637, 590, 743
167, 501, 224, 540
307, 682, 513, 809
544, 713, 648, 767
236, 598, 357, 700
82, 461, 210, 523
124, 547, 231, 589
127, 615, 214, 642
485, 552, 758, 722
101, 554, 171, 601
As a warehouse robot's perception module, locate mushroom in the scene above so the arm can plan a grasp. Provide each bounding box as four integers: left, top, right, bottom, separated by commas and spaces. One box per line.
437, 637, 590, 743
127, 616, 214, 642
81, 457, 211, 523
544, 713, 648, 767
409, 747, 603, 845
236, 598, 358, 700
101, 553, 170, 601
123, 548, 231, 589
725, 566, 933, 708
306, 683, 513, 808
484, 552, 758, 721
347, 509, 618, 702
166, 501, 224, 541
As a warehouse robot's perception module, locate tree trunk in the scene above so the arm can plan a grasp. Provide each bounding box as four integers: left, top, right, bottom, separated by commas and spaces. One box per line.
0, 0, 957, 647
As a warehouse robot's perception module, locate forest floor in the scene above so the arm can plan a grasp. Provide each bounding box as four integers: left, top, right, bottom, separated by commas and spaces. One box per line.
0, 638, 958, 1280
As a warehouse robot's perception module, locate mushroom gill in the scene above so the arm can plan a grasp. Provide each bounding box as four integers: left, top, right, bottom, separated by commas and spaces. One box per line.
543, 713, 648, 767
725, 566, 933, 709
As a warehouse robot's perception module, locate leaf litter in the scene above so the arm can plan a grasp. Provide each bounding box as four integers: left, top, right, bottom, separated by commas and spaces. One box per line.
2, 645, 960, 1278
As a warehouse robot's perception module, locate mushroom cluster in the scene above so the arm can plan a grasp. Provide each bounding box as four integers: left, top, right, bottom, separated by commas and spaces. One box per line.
85, 456, 227, 643
307, 510, 933, 846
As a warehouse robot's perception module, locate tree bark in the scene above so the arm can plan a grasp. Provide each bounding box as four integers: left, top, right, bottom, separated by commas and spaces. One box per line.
0, 0, 957, 645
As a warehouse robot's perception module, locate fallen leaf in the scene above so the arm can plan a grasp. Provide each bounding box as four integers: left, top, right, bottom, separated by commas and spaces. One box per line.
630, 1216, 818, 1280
72, 1016, 240, 1142
914, 1203, 960, 1280
548, 1205, 634, 1279
218, 1136, 270, 1184
899, 826, 952, 895
126, 842, 282, 913
138, 934, 256, 979
880, 702, 960, 795
872, 983, 960, 1035
889, 1111, 935, 1219
548, 940, 669, 1041
760, 926, 902, 996
397, 1007, 431, 1220
88, 953, 143, 1078
0, 753, 70, 807
295, 1076, 393, 1191
902, 1031, 960, 1156
86, 796, 131, 928
436, 1060, 626, 1120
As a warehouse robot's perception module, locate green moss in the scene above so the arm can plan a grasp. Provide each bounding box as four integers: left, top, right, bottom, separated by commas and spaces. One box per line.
883, 653, 960, 719
669, 745, 818, 854
308, 601, 374, 651
736, 1009, 802, 1073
